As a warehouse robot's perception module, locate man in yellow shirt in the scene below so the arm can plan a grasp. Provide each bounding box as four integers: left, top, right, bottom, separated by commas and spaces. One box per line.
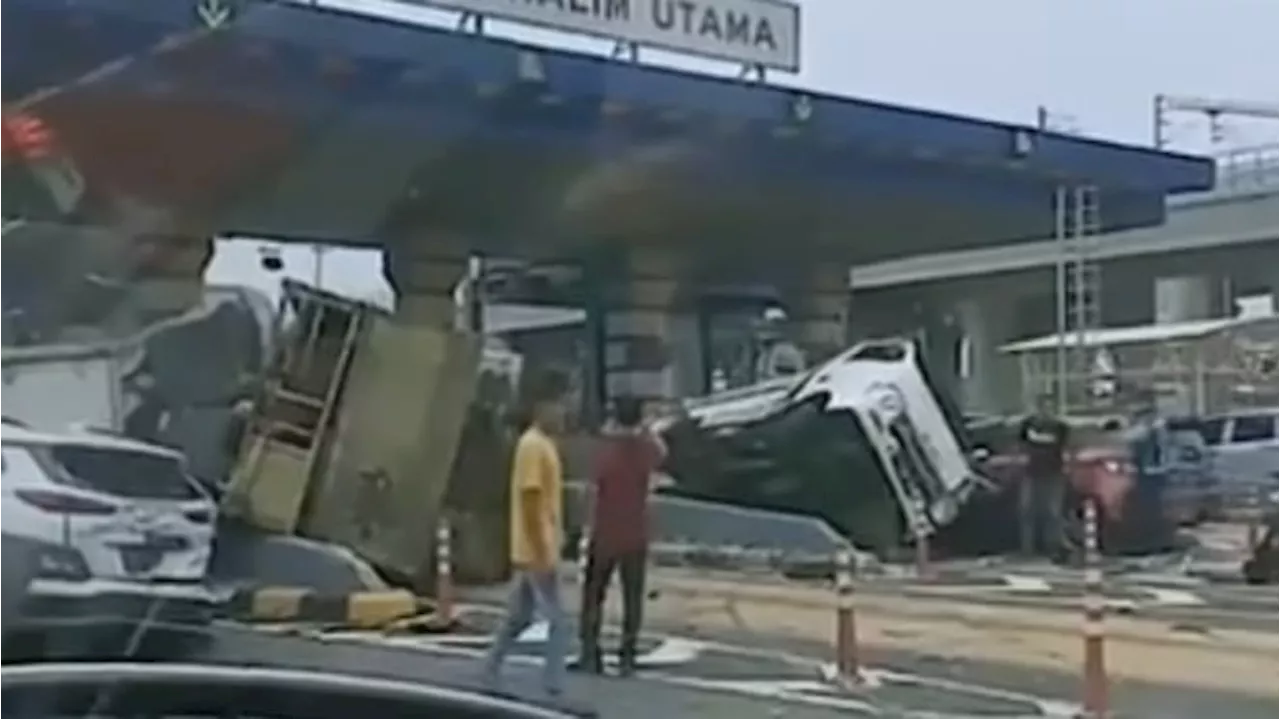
481, 371, 569, 701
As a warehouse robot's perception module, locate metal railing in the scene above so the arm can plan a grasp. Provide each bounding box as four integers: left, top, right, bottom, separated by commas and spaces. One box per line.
1214, 143, 1279, 193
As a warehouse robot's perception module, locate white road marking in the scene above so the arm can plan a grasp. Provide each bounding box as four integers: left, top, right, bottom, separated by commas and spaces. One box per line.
1143, 587, 1207, 607
235, 621, 1084, 717
868, 667, 1082, 718
655, 677, 879, 715
1001, 574, 1053, 593
636, 638, 705, 666
1104, 597, 1139, 612
301, 628, 702, 667
815, 663, 883, 688
1123, 572, 1206, 588
518, 620, 550, 643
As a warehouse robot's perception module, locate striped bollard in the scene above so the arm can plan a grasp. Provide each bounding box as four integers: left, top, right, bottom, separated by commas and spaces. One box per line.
912, 495, 932, 579
435, 517, 455, 625
833, 548, 861, 685
1080, 499, 1109, 718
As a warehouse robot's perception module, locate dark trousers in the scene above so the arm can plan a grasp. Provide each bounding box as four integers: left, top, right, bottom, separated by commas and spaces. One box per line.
1020, 473, 1067, 557
579, 546, 647, 669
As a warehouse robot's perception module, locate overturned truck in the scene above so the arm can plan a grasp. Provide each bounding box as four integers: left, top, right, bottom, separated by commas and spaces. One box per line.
657, 339, 989, 555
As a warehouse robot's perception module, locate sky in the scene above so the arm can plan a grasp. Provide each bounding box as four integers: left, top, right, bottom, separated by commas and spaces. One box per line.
210, 0, 1279, 301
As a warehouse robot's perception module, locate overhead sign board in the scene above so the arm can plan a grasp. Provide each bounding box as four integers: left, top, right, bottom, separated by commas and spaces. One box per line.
405, 0, 801, 72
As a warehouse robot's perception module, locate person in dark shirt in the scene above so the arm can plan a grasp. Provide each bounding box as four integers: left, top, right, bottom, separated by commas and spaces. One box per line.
1124, 396, 1174, 552
576, 397, 667, 676
1018, 394, 1071, 559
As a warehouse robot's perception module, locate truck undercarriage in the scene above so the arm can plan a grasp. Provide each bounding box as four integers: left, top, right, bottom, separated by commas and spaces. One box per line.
657, 339, 987, 556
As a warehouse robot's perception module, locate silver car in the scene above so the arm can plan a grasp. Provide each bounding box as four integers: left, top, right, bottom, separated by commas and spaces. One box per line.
1198, 409, 1280, 510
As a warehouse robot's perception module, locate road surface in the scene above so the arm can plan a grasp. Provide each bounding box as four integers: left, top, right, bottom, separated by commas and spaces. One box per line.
207, 617, 1101, 718
201, 552, 1277, 719
202, 605, 1277, 719
194, 518, 1274, 717
853, 564, 1277, 634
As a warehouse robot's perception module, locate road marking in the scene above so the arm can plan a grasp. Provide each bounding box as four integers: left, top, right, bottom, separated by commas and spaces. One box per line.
229, 621, 1086, 716
1104, 597, 1139, 612
518, 620, 550, 643
304, 628, 702, 668
638, 638, 705, 666
1143, 587, 1207, 607
867, 667, 1082, 718
655, 677, 879, 714
1123, 572, 1206, 588
1001, 574, 1053, 593
291, 635, 873, 712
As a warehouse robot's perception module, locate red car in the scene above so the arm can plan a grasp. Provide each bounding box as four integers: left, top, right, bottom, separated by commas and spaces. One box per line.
960, 420, 1181, 554
980, 443, 1134, 524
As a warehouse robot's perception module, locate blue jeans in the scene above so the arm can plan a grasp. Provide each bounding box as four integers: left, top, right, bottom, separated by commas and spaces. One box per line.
481, 569, 567, 697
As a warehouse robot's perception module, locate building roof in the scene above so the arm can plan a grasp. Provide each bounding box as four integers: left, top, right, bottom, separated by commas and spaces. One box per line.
8, 0, 1215, 260
1000, 315, 1279, 354
484, 304, 585, 335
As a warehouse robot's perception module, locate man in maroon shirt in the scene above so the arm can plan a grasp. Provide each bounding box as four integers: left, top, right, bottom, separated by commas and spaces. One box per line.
577, 396, 666, 676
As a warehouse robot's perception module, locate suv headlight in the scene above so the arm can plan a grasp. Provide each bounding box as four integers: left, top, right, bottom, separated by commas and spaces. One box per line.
865, 383, 905, 421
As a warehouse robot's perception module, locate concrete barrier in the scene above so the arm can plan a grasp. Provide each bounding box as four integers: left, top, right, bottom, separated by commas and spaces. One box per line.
565, 484, 874, 574
219, 587, 428, 629
209, 521, 389, 594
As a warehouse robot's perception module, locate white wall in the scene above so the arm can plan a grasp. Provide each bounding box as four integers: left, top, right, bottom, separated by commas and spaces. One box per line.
204, 238, 393, 310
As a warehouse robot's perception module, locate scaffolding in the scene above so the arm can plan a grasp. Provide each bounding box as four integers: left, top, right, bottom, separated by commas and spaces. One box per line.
1052, 185, 1103, 413
1005, 316, 1278, 417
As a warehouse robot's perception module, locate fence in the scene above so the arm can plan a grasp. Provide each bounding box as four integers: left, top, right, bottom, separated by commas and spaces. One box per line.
1212, 143, 1279, 195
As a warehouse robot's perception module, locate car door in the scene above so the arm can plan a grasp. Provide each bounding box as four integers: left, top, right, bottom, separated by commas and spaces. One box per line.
47, 443, 215, 582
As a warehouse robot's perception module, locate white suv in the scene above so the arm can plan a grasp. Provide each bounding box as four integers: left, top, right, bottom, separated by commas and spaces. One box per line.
1, 422, 218, 651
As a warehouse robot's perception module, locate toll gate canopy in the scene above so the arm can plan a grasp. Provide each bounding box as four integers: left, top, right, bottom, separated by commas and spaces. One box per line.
6, 0, 1215, 271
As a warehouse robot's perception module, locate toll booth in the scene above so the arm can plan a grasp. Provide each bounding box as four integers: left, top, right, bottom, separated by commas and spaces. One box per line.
226, 281, 483, 585
1002, 314, 1279, 416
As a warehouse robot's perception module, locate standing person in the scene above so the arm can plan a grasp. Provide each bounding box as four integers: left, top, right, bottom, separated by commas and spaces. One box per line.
481, 372, 570, 703
1125, 395, 1172, 552
577, 397, 667, 677
1018, 394, 1071, 560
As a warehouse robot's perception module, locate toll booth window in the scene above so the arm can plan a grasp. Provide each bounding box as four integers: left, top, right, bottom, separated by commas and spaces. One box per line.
1231, 414, 1278, 443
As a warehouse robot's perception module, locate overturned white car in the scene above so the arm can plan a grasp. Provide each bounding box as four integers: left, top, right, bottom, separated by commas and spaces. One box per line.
656, 339, 988, 553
